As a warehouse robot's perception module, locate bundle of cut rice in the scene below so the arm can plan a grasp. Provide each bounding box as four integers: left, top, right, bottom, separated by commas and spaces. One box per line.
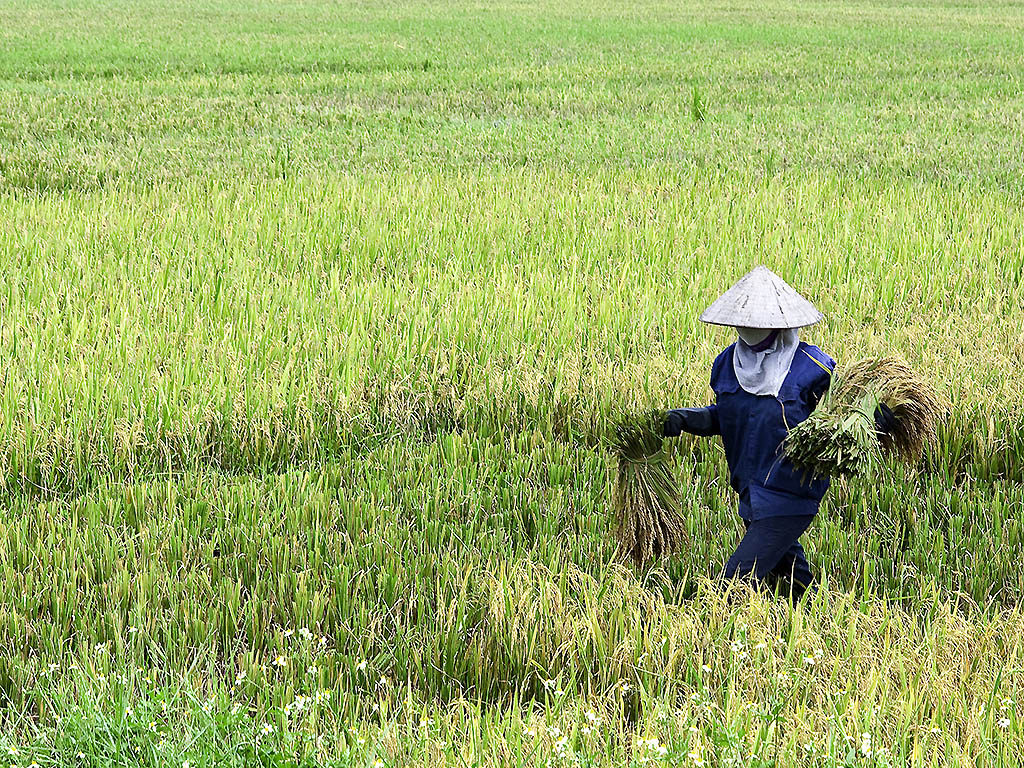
610, 410, 687, 567
785, 356, 945, 480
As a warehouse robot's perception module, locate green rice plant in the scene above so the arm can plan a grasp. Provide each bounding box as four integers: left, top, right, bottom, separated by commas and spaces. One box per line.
609, 411, 687, 567
691, 86, 708, 122
2, 0, 1024, 761
786, 356, 946, 479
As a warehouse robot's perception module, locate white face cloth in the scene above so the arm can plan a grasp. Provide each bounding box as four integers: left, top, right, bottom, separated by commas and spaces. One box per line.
736, 327, 773, 346
732, 328, 800, 397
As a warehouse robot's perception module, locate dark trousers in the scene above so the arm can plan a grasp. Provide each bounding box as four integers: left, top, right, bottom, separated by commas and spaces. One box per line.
723, 515, 815, 600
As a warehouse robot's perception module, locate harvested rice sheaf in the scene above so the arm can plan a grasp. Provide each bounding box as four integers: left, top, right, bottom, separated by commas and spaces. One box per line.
785, 356, 946, 480
610, 410, 687, 567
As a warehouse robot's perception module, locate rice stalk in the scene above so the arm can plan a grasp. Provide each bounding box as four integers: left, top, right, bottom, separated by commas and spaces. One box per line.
609, 411, 687, 567
785, 356, 946, 480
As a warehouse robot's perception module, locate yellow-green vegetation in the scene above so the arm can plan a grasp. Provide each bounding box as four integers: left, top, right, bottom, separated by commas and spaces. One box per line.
2, 0, 1024, 765
785, 356, 946, 479
611, 410, 687, 567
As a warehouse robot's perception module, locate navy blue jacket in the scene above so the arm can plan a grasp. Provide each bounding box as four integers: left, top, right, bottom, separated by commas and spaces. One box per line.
670, 342, 835, 521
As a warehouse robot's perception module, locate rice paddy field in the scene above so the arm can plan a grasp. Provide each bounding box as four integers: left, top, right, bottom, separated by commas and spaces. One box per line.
2, 0, 1024, 764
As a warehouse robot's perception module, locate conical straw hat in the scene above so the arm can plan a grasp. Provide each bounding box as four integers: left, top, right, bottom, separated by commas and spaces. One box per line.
699, 266, 823, 329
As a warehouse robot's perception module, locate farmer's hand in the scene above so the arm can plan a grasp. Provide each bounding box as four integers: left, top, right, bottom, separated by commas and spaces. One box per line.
874, 402, 898, 435
664, 407, 719, 437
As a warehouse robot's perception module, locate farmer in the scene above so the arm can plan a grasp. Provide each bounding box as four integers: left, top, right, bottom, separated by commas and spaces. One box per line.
664, 266, 894, 602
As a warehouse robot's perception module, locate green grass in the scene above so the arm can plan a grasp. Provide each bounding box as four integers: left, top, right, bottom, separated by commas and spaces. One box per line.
2, 0, 1024, 764
2, 0, 1024, 191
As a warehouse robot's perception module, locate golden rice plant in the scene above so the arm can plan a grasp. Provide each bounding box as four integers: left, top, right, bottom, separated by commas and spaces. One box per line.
609, 410, 687, 567
785, 356, 946, 479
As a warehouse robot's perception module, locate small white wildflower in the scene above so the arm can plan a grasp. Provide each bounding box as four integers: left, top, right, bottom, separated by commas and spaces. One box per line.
307, 665, 318, 676
235, 670, 246, 685
319, 635, 328, 646
299, 627, 313, 639
554, 687, 565, 697
261, 722, 274, 735
524, 726, 537, 737
803, 656, 816, 666
998, 717, 1011, 729
755, 641, 768, 650
701, 664, 712, 673
860, 732, 872, 756
284, 629, 294, 638
548, 726, 562, 738
273, 655, 286, 667
356, 659, 368, 672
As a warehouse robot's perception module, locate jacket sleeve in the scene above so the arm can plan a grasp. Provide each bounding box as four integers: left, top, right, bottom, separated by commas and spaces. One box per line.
664, 406, 721, 437
807, 370, 831, 411
802, 348, 835, 412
